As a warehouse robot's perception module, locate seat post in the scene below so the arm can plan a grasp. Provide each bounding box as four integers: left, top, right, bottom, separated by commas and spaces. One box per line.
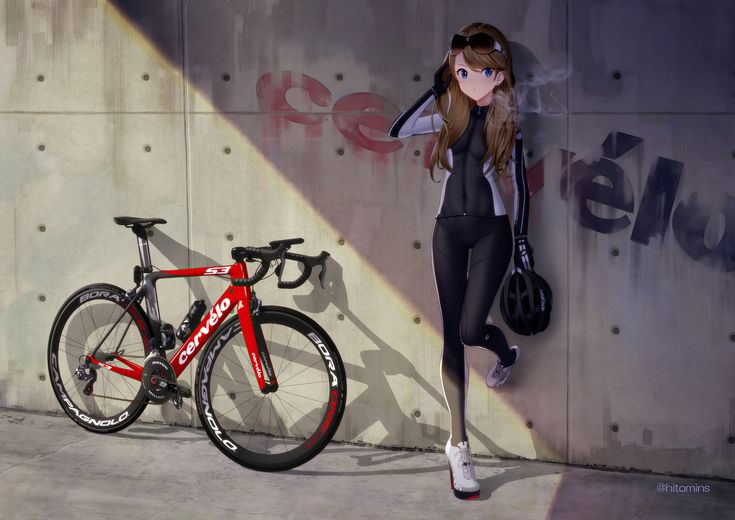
131, 224, 153, 270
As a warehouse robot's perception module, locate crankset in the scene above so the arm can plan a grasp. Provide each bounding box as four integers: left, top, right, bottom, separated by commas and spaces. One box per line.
141, 355, 177, 405
141, 355, 191, 408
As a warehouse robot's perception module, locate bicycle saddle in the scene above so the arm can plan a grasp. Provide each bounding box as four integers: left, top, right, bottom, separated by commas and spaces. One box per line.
113, 216, 167, 228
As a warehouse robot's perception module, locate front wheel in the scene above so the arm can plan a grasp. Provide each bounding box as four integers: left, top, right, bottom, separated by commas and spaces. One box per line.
195, 306, 347, 471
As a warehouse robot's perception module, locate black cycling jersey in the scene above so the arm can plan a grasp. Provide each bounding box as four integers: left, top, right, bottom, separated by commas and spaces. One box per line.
388, 89, 529, 238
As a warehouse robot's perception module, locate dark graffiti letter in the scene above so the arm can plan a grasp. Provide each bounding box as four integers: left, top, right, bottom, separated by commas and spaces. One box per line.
571, 157, 634, 233
631, 158, 683, 245
672, 192, 735, 272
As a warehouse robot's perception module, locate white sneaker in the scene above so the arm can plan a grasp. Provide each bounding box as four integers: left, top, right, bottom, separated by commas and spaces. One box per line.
486, 345, 520, 388
445, 439, 480, 499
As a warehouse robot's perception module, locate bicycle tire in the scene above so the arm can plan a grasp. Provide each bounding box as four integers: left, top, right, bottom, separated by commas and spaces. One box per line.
195, 306, 347, 471
47, 283, 152, 433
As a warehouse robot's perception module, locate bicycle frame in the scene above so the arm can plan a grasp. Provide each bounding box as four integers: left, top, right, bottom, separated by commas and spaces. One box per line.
86, 231, 278, 393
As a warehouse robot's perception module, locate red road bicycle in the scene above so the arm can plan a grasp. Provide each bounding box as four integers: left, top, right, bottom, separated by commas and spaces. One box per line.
47, 217, 347, 471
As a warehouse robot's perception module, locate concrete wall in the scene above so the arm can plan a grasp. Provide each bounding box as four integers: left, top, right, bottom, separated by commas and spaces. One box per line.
0, 0, 733, 480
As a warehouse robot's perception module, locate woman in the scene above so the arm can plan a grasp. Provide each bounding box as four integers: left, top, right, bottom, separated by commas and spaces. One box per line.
388, 22, 535, 500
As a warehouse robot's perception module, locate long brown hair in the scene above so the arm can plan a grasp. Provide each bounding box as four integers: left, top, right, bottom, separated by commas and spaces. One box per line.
429, 23, 519, 181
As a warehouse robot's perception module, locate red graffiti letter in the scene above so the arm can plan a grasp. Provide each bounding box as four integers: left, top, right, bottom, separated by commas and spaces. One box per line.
256, 72, 331, 125
333, 93, 403, 153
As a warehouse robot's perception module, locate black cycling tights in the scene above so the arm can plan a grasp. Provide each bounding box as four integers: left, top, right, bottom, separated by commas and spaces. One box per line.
432, 215, 515, 444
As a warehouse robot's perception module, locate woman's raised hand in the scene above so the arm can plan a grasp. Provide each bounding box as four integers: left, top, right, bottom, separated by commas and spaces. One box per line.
432, 61, 452, 98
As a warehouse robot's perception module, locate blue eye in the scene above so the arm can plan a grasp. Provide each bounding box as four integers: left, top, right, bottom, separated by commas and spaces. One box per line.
457, 68, 468, 79
483, 67, 494, 78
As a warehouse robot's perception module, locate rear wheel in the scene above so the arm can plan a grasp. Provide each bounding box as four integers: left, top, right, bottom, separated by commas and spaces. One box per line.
195, 306, 347, 471
47, 283, 151, 433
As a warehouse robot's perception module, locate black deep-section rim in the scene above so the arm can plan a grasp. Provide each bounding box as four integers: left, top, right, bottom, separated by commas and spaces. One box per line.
196, 306, 346, 471
47, 283, 151, 433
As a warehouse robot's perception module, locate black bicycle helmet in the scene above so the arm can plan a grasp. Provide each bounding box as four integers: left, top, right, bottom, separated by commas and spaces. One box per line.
499, 268, 553, 335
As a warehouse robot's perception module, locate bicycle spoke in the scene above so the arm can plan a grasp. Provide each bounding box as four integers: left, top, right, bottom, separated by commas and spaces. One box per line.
268, 399, 289, 454
59, 334, 90, 351
245, 397, 268, 449
210, 389, 256, 399
273, 393, 306, 440
277, 396, 321, 424
276, 341, 311, 376
275, 325, 292, 375
209, 373, 256, 388
277, 358, 323, 386
276, 389, 326, 404
215, 392, 262, 417
278, 380, 327, 388
85, 303, 103, 346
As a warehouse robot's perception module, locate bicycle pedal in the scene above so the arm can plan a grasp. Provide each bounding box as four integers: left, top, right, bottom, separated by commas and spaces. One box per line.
175, 382, 192, 399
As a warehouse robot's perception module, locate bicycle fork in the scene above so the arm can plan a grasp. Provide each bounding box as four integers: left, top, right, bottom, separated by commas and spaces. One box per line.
237, 287, 279, 394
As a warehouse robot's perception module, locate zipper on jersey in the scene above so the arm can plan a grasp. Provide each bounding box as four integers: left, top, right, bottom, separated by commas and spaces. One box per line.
463, 108, 478, 214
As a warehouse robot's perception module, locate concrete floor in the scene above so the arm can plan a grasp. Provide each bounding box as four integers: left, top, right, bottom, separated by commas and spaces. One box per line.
0, 409, 733, 520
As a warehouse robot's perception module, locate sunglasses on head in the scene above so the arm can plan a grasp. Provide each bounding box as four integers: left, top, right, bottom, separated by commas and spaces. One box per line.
449, 33, 505, 56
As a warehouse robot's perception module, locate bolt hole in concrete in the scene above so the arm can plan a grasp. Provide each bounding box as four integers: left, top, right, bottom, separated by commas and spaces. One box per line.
413, 316, 421, 324
335, 73, 343, 81
37, 144, 45, 151
413, 410, 421, 418
414, 149, 421, 157
612, 326, 620, 335
224, 146, 231, 154
611, 247, 620, 257
527, 150, 534, 158
611, 423, 619, 432
526, 420, 533, 429
142, 73, 150, 81
37, 74, 44, 82
222, 73, 230, 82
38, 294, 46, 302
413, 240, 421, 249
229, 393, 236, 400
728, 435, 735, 444
730, 333, 735, 342
413, 74, 421, 82
337, 313, 345, 321
337, 238, 345, 245
38, 224, 46, 232
144, 144, 152, 153
336, 147, 345, 156
38, 374, 46, 381
226, 233, 234, 241
612, 70, 622, 80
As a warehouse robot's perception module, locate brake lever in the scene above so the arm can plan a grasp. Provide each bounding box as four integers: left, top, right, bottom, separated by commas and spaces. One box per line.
318, 254, 329, 289
278, 248, 288, 283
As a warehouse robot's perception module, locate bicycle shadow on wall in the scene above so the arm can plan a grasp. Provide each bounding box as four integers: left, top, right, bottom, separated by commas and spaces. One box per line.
291, 260, 549, 460
146, 230, 555, 482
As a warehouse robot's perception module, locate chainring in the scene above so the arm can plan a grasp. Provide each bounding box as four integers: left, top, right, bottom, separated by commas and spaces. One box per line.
141, 355, 176, 405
